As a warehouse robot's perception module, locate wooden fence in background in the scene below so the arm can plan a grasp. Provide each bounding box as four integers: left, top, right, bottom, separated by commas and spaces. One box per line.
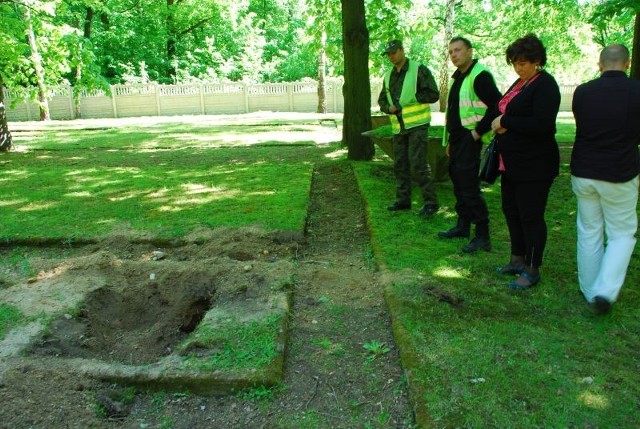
3, 80, 578, 122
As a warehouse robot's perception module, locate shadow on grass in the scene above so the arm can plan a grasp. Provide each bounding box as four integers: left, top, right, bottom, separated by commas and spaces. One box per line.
2, 121, 344, 241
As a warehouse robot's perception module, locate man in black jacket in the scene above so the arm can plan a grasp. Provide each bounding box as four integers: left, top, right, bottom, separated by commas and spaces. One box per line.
439, 37, 501, 253
571, 44, 640, 314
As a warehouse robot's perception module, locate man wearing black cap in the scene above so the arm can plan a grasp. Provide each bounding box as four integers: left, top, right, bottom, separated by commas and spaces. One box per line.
378, 40, 440, 217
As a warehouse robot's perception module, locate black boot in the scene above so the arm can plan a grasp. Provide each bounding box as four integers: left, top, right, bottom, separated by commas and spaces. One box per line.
438, 218, 470, 238
462, 222, 491, 253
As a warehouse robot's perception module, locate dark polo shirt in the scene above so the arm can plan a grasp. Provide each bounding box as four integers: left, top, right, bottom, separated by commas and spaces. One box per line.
571, 70, 640, 183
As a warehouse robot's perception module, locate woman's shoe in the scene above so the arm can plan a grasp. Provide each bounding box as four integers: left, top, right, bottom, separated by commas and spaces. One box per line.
508, 271, 540, 290
496, 262, 526, 275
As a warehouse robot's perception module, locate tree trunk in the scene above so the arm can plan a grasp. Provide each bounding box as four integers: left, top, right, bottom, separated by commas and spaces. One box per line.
84, 7, 94, 39
167, 0, 177, 82
72, 7, 94, 119
0, 76, 13, 152
340, 0, 373, 161
317, 31, 327, 113
25, 8, 50, 121
438, 0, 456, 111
632, 12, 640, 80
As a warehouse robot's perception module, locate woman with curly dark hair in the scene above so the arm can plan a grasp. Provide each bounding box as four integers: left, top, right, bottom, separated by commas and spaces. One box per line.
490, 34, 561, 290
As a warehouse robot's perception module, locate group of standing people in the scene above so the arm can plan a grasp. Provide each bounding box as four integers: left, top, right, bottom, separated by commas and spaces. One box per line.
378, 35, 639, 314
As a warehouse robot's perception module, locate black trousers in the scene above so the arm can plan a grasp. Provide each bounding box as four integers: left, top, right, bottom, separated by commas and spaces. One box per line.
500, 176, 554, 268
448, 131, 488, 225
392, 125, 438, 206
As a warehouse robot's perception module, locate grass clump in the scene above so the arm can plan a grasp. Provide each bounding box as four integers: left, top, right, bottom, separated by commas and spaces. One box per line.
0, 303, 25, 340
180, 313, 283, 371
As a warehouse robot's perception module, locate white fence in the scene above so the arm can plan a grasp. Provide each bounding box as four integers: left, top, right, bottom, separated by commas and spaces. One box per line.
3, 80, 577, 121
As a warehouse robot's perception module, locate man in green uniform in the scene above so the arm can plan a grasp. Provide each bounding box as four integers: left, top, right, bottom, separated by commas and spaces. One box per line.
378, 40, 440, 217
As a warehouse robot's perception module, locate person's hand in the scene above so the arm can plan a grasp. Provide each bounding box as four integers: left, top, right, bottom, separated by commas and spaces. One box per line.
491, 115, 502, 131
445, 145, 450, 157
389, 105, 398, 114
471, 130, 480, 141
491, 115, 507, 134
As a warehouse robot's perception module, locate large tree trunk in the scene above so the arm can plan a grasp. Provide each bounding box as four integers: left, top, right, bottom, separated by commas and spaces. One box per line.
84, 7, 94, 39
340, 0, 373, 161
317, 30, 327, 113
632, 12, 640, 80
25, 7, 50, 121
438, 0, 456, 111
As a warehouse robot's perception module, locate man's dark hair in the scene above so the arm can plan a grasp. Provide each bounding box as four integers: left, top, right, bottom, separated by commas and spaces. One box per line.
506, 33, 547, 67
450, 36, 472, 49
600, 44, 630, 67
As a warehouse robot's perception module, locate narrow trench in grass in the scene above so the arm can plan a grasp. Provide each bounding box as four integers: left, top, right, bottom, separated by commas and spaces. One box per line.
266, 160, 415, 427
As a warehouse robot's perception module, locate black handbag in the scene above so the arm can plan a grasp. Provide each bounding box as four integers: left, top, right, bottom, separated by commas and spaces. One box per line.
479, 137, 500, 184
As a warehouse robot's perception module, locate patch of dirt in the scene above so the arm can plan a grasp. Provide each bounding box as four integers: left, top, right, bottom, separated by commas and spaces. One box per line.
30, 263, 218, 364
0, 161, 414, 428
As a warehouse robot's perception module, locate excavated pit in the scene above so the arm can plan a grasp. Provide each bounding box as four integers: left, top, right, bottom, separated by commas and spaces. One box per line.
0, 229, 301, 394
30, 276, 216, 365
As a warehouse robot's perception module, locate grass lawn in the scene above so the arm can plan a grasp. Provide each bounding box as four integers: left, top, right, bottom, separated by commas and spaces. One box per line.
2, 117, 337, 240
353, 112, 640, 427
3, 112, 639, 427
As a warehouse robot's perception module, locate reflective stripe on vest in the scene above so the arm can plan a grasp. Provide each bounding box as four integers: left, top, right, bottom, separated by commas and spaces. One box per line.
384, 60, 431, 134
442, 62, 493, 146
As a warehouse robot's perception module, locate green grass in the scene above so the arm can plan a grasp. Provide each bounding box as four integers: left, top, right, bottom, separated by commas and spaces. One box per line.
556, 112, 577, 144
2, 122, 336, 240
0, 303, 25, 339
352, 123, 640, 427
5, 113, 638, 427
180, 313, 283, 371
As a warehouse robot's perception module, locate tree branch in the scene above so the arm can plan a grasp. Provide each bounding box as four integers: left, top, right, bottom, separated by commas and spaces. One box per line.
178, 15, 216, 37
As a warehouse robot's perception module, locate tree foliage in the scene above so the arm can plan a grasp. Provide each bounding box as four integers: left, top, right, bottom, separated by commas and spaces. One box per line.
1, 0, 639, 115
590, 0, 640, 78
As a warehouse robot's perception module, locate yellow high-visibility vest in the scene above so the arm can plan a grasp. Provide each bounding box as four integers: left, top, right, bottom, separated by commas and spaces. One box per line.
384, 60, 431, 134
443, 62, 493, 146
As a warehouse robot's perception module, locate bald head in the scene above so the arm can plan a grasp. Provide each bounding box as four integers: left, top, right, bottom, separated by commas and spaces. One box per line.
599, 44, 630, 72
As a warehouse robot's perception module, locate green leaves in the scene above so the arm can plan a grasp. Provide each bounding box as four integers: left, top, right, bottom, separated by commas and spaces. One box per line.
1, 0, 639, 98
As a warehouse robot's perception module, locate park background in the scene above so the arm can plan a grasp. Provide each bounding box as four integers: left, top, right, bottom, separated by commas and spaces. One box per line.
2, 1, 640, 428
1, 0, 639, 124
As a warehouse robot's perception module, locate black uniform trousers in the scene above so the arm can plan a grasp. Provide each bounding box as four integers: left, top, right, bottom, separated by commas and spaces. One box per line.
448, 130, 489, 226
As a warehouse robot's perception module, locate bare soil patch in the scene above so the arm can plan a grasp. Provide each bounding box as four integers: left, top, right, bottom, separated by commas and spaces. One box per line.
0, 160, 414, 428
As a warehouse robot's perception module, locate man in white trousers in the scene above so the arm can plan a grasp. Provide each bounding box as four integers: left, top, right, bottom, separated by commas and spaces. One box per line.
570, 44, 640, 314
